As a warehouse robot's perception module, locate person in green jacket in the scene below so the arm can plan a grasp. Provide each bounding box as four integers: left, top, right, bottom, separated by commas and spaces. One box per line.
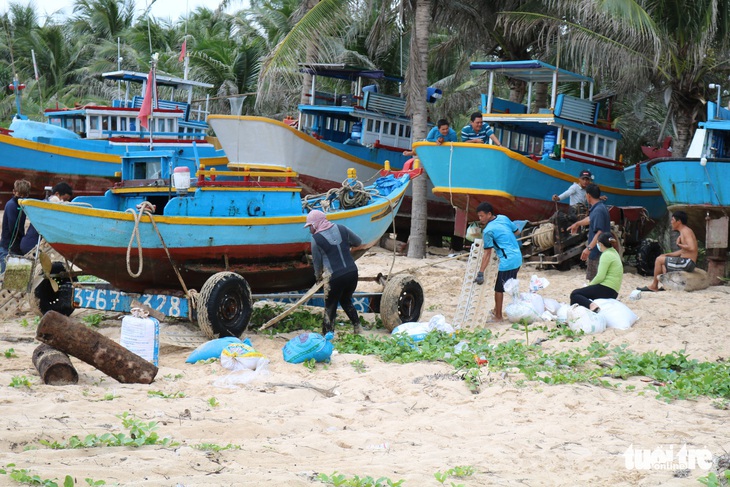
570, 232, 623, 313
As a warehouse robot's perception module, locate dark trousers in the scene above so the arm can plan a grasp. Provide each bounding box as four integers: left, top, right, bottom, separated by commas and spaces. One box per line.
323, 270, 359, 333
570, 284, 618, 310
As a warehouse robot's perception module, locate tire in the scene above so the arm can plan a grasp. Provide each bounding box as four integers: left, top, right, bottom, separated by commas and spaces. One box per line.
28, 262, 75, 317
196, 272, 252, 339
379, 274, 424, 332
636, 238, 662, 276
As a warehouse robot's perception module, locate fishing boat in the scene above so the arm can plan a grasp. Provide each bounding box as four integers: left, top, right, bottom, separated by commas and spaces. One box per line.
20, 149, 414, 293
208, 63, 456, 240
647, 98, 730, 242
0, 70, 227, 205
412, 60, 666, 240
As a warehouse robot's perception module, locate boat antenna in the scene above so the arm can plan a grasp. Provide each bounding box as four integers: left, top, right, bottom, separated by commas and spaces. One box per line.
3, 17, 24, 119
143, 0, 158, 56
117, 37, 122, 101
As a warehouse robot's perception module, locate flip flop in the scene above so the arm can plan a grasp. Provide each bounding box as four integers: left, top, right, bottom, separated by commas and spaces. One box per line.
636, 286, 665, 292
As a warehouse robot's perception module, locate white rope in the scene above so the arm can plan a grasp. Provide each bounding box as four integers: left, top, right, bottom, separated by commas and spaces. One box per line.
448, 143, 456, 209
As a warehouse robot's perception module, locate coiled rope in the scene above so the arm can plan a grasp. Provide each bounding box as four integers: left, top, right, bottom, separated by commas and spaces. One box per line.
302, 177, 378, 212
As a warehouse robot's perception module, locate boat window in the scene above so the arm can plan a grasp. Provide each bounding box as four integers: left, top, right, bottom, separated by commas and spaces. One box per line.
509, 132, 519, 151
339, 119, 346, 132
587, 134, 595, 153
110, 117, 118, 131
579, 133, 587, 151
383, 122, 389, 135
569, 130, 578, 149
367, 119, 374, 131
530, 136, 543, 155
405, 125, 411, 138
120, 117, 127, 131
375, 120, 381, 133
519, 133, 528, 152
597, 137, 605, 156
605, 139, 616, 157
399, 124, 404, 137
390, 123, 397, 136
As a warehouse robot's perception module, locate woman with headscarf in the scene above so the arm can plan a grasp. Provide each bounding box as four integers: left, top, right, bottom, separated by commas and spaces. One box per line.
305, 210, 363, 335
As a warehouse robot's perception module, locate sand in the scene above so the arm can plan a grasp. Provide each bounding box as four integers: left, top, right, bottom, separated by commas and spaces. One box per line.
1, 245, 729, 486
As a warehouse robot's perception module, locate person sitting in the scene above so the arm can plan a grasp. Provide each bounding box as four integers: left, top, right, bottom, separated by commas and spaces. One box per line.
0, 179, 31, 273
461, 112, 502, 146
20, 182, 74, 255
426, 119, 457, 145
570, 232, 623, 314
637, 210, 698, 292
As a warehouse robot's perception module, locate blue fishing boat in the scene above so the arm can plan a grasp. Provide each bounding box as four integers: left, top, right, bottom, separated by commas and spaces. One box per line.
412, 60, 666, 237
0, 70, 227, 205
208, 63, 455, 239
647, 98, 730, 241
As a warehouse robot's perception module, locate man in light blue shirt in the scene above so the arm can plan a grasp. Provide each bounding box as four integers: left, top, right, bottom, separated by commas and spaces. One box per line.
426, 119, 457, 145
474, 201, 521, 322
461, 111, 502, 146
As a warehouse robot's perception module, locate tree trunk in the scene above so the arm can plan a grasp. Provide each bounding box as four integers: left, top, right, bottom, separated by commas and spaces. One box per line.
36, 311, 158, 384
406, 0, 431, 259
533, 82, 548, 112
673, 105, 695, 158
299, 0, 321, 106
508, 78, 526, 104
32, 344, 79, 385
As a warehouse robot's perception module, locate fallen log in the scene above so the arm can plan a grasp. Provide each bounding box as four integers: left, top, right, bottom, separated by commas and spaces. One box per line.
36, 310, 158, 384
32, 344, 79, 385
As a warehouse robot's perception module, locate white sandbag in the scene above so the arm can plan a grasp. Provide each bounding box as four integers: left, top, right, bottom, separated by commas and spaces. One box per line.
505, 301, 541, 324
503, 278, 520, 299
392, 322, 431, 342
519, 292, 545, 314
556, 304, 570, 326
540, 310, 556, 322
543, 298, 561, 314
428, 314, 455, 334
593, 299, 639, 330
567, 304, 607, 334
529, 275, 550, 292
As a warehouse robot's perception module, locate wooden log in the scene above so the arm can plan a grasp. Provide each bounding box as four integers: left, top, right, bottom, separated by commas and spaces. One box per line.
36, 310, 158, 384
32, 344, 79, 386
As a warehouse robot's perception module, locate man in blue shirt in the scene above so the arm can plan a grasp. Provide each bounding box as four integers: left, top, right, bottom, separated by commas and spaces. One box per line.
474, 202, 522, 322
568, 184, 611, 281
426, 119, 457, 145
461, 111, 502, 146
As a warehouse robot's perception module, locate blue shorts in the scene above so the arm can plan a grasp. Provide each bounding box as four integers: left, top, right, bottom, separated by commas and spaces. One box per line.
495, 268, 520, 293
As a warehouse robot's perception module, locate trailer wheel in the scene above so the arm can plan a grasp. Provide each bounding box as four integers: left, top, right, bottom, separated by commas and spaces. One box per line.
380, 274, 424, 332
197, 272, 252, 339
28, 262, 75, 317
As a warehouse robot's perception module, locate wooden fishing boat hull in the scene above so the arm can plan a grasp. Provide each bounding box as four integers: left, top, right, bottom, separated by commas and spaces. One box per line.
20, 182, 406, 294
413, 141, 667, 223
208, 115, 455, 236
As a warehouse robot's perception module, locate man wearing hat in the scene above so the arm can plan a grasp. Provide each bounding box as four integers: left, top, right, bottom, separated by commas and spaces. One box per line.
552, 170, 593, 221
305, 210, 363, 335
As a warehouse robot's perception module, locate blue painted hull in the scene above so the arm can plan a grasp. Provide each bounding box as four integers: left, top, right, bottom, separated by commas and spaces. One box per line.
20, 180, 407, 294
647, 157, 730, 239
413, 142, 666, 223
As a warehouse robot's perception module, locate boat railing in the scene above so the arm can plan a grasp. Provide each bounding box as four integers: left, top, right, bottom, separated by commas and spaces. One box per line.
106, 130, 208, 139
196, 164, 299, 188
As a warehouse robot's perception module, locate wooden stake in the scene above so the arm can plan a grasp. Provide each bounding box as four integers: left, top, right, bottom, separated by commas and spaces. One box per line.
259, 281, 324, 331
32, 343, 78, 385
36, 311, 158, 384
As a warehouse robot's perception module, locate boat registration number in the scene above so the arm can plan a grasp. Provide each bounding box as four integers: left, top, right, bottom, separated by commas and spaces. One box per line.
74, 287, 190, 318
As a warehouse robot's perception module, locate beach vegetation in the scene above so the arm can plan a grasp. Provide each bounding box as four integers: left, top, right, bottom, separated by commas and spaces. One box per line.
4, 348, 17, 358
697, 470, 730, 486
303, 358, 317, 371
9, 376, 32, 388
207, 397, 220, 407
0, 463, 106, 486
19, 317, 39, 328
147, 390, 185, 399
81, 314, 105, 328
191, 443, 241, 452
350, 359, 367, 373
317, 472, 404, 486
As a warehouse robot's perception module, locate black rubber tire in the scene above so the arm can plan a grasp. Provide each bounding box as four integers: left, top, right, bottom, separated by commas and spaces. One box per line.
197, 272, 252, 339
28, 262, 75, 317
379, 274, 424, 332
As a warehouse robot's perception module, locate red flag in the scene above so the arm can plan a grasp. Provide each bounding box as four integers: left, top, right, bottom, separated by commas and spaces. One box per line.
137, 69, 154, 130
178, 39, 187, 62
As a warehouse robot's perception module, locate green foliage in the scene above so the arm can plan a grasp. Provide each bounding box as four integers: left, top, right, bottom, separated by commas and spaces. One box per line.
163, 373, 184, 381
350, 359, 367, 373
303, 358, 317, 371
9, 376, 32, 388
4, 348, 17, 358
207, 397, 220, 407
19, 317, 39, 328
252, 304, 322, 334
191, 443, 241, 452
81, 314, 105, 328
0, 464, 75, 486
38, 412, 178, 449
697, 470, 730, 486
317, 472, 404, 487
147, 390, 185, 399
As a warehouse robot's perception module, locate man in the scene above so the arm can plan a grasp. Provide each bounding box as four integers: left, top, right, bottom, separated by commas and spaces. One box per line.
638, 211, 698, 292
306, 210, 363, 335
461, 112, 502, 146
474, 202, 522, 322
552, 169, 592, 219
0, 179, 31, 273
20, 182, 74, 255
567, 184, 611, 281
426, 119, 458, 145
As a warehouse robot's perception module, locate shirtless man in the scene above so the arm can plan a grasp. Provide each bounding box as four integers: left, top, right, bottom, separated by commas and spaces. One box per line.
638, 210, 698, 292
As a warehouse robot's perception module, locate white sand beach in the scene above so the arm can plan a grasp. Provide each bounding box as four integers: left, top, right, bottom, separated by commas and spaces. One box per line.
1, 245, 729, 486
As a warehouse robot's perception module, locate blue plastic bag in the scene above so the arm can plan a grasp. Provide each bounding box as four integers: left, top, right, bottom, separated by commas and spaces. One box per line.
282, 332, 334, 364
186, 337, 252, 363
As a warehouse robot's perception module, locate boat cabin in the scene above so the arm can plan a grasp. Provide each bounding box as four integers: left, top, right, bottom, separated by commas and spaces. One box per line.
686, 101, 730, 158
43, 70, 213, 141
472, 60, 622, 168
297, 63, 413, 152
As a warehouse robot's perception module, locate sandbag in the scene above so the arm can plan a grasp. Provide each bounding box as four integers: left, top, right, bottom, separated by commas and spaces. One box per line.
556, 304, 570, 326
282, 332, 334, 364
593, 299, 638, 330
186, 336, 245, 363
505, 301, 541, 324
519, 292, 545, 314
543, 298, 561, 314
391, 314, 455, 342
567, 305, 607, 334
220, 342, 267, 371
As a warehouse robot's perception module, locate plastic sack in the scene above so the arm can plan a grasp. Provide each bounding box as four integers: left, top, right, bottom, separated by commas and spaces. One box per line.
426, 314, 455, 334
529, 275, 550, 292
465, 222, 483, 242
567, 305, 607, 334
282, 332, 334, 364
186, 336, 247, 363
120, 308, 159, 366
543, 298, 561, 314
519, 292, 545, 315
505, 301, 541, 324
593, 299, 639, 330
556, 304, 570, 326
503, 278, 520, 300
220, 342, 267, 371
392, 314, 455, 343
